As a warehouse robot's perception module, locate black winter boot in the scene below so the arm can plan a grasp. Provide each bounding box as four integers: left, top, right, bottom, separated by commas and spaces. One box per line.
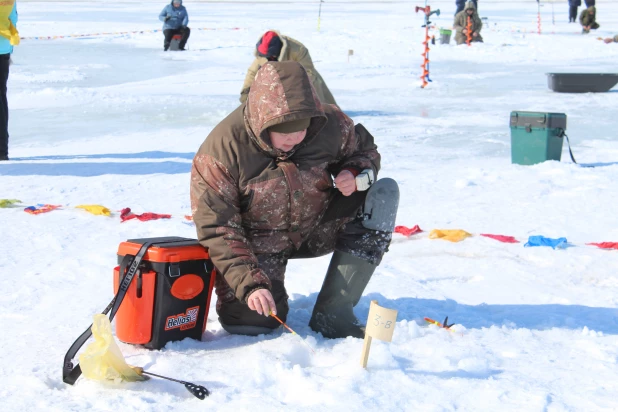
309, 250, 377, 339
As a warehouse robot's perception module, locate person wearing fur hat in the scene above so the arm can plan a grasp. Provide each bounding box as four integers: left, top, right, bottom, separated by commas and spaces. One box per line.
453, 2, 483, 45
579, 6, 599, 34
158, 0, 190, 51
239, 31, 337, 106
192, 61, 399, 339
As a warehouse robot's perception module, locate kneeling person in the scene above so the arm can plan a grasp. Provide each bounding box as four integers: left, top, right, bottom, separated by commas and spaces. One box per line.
453, 2, 483, 45
580, 6, 599, 34
191, 62, 399, 339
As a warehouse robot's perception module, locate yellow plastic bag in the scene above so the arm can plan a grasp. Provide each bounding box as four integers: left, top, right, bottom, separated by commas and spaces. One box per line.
75, 204, 112, 216
78, 314, 145, 383
429, 229, 472, 242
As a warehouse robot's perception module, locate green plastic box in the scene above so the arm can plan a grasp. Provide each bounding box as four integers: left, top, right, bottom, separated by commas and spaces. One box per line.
510, 111, 567, 165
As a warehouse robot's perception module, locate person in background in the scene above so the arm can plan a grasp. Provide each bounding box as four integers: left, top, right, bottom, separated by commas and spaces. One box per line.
568, 0, 581, 23
239, 30, 337, 106
192, 61, 399, 339
455, 0, 477, 15
584, 0, 595, 6
603, 35, 618, 44
158, 0, 190, 51
453, 2, 483, 45
0, 0, 17, 161
579, 6, 599, 34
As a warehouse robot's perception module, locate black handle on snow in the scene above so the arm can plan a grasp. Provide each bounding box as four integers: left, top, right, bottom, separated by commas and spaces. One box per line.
62, 241, 155, 385
140, 370, 210, 400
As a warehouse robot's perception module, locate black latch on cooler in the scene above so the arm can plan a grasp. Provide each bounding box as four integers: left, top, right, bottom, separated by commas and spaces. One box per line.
169, 262, 181, 278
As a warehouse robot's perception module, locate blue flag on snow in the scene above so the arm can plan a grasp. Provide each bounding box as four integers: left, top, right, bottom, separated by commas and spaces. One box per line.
524, 236, 568, 249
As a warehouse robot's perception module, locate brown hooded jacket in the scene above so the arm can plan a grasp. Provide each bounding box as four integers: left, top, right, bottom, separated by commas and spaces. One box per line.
192, 61, 379, 303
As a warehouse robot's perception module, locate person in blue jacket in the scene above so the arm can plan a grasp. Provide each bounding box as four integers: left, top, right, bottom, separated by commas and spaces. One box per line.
158, 0, 190, 51
0, 1, 17, 161
568, 0, 581, 23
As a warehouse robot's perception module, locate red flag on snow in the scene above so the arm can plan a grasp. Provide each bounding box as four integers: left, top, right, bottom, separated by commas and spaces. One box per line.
120, 208, 171, 222
587, 242, 618, 250
480, 234, 520, 243
394, 225, 423, 236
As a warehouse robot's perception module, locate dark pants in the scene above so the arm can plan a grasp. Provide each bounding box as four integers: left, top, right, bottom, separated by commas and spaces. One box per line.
216, 190, 392, 329
569, 6, 578, 22
0, 54, 9, 158
163, 27, 190, 50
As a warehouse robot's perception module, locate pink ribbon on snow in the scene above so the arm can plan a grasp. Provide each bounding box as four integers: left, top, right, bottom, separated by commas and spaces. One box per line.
480, 234, 520, 243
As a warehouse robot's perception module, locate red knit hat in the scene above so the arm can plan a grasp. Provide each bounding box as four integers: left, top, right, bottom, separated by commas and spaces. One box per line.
256, 31, 283, 60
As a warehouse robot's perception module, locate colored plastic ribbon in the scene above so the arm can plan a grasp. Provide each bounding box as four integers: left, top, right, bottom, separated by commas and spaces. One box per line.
524, 236, 568, 249
0, 199, 21, 208
429, 229, 472, 242
394, 225, 423, 237
587, 242, 618, 250
24, 204, 61, 214
480, 234, 520, 243
75, 204, 112, 216
120, 207, 171, 222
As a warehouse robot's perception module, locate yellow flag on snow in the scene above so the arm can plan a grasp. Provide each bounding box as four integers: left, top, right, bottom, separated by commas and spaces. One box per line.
0, 199, 21, 208
75, 204, 112, 216
0, 0, 19, 46
429, 229, 472, 242
79, 314, 145, 383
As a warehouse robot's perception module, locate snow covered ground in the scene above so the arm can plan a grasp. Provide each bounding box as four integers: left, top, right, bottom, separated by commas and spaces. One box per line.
2, 1, 618, 410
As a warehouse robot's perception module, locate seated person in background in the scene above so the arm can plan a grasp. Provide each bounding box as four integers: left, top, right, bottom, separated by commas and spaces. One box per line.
453, 2, 483, 45
192, 61, 399, 339
579, 6, 599, 34
603, 35, 618, 44
159, 0, 190, 51
239, 31, 337, 106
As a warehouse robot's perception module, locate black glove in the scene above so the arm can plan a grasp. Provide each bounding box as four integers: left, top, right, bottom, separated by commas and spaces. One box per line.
164, 16, 171, 22
180, 25, 187, 30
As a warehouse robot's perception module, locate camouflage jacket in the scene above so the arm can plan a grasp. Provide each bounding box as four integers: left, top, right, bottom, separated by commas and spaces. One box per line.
453, 8, 483, 35
240, 31, 337, 106
579, 7, 596, 26
192, 61, 379, 302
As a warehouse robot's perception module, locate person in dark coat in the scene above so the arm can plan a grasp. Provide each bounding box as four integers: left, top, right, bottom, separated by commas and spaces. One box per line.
584, 0, 595, 7
0, 0, 17, 161
158, 0, 190, 51
568, 0, 582, 23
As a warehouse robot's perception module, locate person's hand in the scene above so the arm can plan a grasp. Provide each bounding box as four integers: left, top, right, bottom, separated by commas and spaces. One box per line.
247, 289, 276, 317
180, 25, 187, 30
164, 16, 171, 21
472, 32, 478, 37
604, 38, 614, 44
462, 29, 468, 34
334, 170, 357, 196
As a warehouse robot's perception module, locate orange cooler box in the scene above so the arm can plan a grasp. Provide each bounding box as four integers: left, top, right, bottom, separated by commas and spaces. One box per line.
113, 237, 216, 350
